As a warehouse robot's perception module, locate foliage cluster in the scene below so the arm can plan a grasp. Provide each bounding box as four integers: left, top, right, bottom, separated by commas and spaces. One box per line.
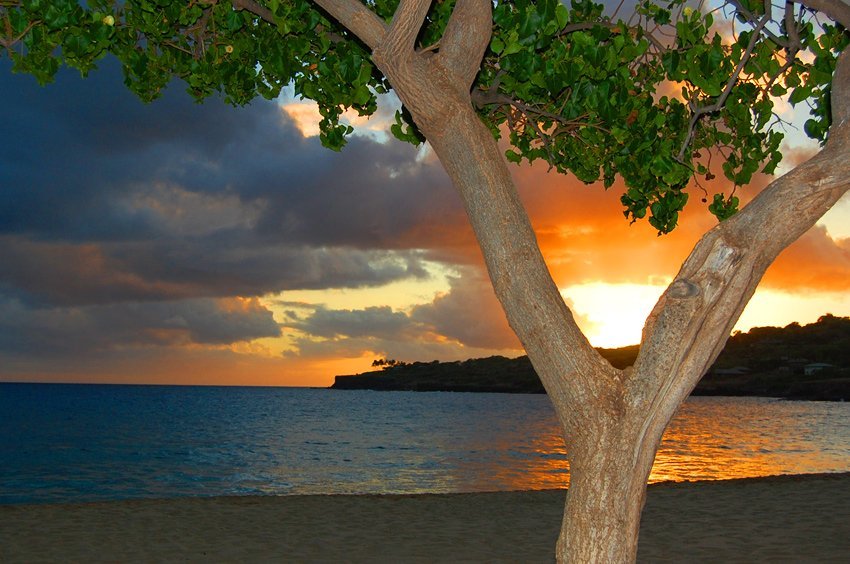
1, 0, 846, 232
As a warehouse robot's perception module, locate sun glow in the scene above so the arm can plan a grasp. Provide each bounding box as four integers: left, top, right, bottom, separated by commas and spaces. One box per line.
735, 288, 850, 331
562, 280, 850, 350
560, 282, 669, 348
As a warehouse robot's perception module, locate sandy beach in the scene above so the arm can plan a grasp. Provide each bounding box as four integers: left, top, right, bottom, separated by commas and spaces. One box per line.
2, 473, 848, 563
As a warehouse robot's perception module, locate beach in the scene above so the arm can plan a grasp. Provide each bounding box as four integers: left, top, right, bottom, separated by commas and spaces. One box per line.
1, 473, 848, 563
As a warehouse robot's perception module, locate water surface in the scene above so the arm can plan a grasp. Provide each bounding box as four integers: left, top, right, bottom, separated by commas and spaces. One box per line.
1, 384, 848, 504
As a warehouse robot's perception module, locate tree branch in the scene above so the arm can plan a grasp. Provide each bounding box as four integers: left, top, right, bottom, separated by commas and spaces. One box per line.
0, 16, 38, 51
726, 0, 791, 47
370, 0, 451, 125
231, 0, 276, 25
831, 38, 850, 124
377, 0, 431, 56
436, 0, 492, 89
793, 0, 850, 28
560, 20, 666, 53
629, 37, 850, 466
677, 12, 771, 160
785, 0, 802, 49
311, 0, 388, 50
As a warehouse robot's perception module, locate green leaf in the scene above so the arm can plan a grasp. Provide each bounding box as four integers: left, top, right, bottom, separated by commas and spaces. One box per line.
708, 194, 739, 221
555, 4, 569, 29
789, 85, 812, 104
503, 40, 524, 56
491, 36, 505, 54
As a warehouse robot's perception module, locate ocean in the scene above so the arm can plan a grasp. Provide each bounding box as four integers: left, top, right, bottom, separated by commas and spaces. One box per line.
1, 383, 849, 505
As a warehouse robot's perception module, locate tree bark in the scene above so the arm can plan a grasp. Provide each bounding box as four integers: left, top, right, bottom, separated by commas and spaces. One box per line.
320, 1, 850, 561
556, 425, 656, 562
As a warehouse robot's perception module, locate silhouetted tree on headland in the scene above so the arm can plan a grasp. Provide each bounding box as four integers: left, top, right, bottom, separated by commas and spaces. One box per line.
371, 358, 409, 369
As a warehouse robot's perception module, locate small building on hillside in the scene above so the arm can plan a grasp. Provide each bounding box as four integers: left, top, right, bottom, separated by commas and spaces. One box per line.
712, 366, 751, 376
804, 363, 835, 376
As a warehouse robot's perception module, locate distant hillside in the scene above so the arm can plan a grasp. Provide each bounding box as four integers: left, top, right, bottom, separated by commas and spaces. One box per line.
331, 315, 850, 401
698, 314, 850, 400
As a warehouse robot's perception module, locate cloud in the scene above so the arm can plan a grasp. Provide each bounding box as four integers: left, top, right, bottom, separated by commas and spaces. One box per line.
0, 235, 430, 306
1, 58, 467, 252
0, 57, 466, 307
0, 56, 461, 374
410, 270, 520, 350
280, 89, 401, 142
0, 237, 195, 305
287, 305, 420, 340
281, 268, 523, 362
508, 160, 721, 285
0, 60, 295, 243
764, 227, 850, 291
0, 296, 280, 359
503, 144, 848, 294
510, 153, 850, 296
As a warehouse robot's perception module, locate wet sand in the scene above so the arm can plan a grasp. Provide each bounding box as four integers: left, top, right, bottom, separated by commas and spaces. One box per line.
1, 473, 848, 562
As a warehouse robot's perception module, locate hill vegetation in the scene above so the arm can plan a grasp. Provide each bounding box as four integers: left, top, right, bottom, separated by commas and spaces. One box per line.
332, 315, 850, 400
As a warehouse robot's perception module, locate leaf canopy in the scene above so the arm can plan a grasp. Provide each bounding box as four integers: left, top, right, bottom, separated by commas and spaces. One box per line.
1, 0, 846, 232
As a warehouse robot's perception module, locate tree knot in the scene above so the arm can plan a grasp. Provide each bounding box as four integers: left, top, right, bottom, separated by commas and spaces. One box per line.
668, 279, 700, 299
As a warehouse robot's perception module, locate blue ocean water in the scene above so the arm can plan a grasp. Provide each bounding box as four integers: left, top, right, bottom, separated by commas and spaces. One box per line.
1, 383, 849, 504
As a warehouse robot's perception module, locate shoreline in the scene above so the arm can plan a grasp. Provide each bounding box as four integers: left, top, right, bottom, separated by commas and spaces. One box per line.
2, 472, 849, 562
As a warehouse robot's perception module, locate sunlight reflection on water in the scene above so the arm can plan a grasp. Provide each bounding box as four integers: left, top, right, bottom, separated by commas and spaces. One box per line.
439, 395, 850, 491
649, 397, 850, 483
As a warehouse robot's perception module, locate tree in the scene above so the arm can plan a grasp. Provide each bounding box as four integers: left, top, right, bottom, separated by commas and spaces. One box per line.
2, 0, 847, 561
372, 357, 408, 368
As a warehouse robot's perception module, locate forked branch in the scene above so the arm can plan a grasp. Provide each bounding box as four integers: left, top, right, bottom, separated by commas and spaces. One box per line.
437, 0, 493, 89
378, 0, 431, 56
631, 50, 850, 486
311, 0, 388, 50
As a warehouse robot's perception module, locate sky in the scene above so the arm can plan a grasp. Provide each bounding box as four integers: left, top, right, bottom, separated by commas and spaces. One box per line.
1, 53, 848, 387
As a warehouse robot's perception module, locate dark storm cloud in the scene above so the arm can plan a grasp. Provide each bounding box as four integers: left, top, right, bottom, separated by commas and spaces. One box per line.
0, 59, 289, 242
0, 234, 429, 306
0, 296, 280, 358
286, 305, 422, 340
0, 57, 463, 247
0, 56, 469, 308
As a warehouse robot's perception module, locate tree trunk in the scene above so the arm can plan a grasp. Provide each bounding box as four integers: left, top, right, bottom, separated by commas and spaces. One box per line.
558, 427, 656, 562
405, 82, 656, 564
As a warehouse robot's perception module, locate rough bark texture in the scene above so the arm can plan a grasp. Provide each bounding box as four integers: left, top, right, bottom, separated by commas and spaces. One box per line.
319, 1, 850, 561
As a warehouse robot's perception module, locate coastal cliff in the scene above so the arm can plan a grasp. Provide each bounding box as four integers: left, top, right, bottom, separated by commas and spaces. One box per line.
331, 315, 850, 400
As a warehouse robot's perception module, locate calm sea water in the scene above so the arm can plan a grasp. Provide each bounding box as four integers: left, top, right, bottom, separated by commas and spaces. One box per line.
1, 383, 849, 504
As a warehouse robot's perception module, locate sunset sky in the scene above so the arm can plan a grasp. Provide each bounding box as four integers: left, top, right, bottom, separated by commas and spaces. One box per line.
1, 54, 848, 388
